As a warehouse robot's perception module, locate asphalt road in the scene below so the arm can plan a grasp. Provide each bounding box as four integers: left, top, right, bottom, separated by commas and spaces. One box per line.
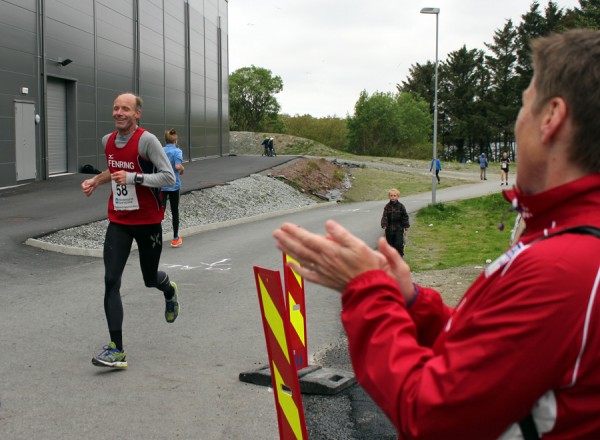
0, 173, 502, 439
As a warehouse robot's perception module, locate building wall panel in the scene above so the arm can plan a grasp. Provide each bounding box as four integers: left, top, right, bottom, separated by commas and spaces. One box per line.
0, 0, 228, 187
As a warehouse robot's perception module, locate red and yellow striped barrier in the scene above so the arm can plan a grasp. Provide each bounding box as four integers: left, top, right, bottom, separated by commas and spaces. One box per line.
254, 266, 308, 440
283, 253, 308, 370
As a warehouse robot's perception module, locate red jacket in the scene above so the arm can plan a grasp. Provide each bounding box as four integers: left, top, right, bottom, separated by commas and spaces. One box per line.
341, 174, 600, 439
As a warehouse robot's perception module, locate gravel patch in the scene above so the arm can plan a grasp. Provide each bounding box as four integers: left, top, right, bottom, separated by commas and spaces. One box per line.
36, 174, 318, 250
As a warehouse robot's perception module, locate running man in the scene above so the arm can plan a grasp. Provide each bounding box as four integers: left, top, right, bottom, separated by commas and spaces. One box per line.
81, 93, 180, 368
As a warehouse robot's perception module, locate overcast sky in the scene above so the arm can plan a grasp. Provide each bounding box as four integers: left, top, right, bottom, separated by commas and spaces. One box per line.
228, 0, 581, 118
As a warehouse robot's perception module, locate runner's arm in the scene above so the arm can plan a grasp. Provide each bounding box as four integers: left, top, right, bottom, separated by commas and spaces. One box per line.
341, 256, 588, 439
135, 132, 176, 188
175, 148, 184, 174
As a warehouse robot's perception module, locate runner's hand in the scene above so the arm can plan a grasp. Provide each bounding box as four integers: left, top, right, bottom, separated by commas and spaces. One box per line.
81, 178, 97, 197
111, 170, 128, 185
274, 220, 386, 292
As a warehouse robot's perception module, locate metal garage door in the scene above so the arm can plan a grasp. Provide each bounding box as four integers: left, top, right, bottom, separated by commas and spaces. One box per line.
47, 78, 67, 174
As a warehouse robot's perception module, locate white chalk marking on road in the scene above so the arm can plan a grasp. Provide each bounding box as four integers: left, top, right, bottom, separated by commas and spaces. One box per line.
201, 258, 232, 271
162, 264, 202, 270
162, 258, 232, 271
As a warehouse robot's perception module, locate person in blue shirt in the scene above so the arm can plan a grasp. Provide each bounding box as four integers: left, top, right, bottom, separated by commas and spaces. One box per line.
161, 129, 185, 247
479, 153, 489, 180
430, 155, 442, 183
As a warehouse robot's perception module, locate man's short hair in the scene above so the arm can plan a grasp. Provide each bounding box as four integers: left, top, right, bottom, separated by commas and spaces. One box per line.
134, 95, 143, 112
117, 92, 143, 112
531, 29, 600, 173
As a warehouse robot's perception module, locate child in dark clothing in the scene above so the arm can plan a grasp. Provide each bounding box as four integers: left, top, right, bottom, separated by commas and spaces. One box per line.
381, 188, 410, 257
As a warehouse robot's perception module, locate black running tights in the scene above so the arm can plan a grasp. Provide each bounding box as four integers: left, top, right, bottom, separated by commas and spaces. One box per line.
103, 222, 172, 332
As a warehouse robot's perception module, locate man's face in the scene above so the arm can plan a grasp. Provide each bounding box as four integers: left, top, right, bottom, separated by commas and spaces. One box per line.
112, 94, 141, 135
514, 78, 544, 193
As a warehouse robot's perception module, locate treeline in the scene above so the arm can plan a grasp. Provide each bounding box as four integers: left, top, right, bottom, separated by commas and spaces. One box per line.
229, 1, 600, 161
398, 1, 599, 162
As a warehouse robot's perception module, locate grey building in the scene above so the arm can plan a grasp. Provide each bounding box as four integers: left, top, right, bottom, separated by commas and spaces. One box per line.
0, 0, 229, 187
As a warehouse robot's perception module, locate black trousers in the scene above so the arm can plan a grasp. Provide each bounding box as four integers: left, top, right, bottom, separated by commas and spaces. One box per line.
161, 190, 180, 238
385, 230, 406, 257
103, 222, 171, 331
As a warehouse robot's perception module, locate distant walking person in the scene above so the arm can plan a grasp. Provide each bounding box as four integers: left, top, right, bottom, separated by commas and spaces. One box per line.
161, 128, 185, 248
81, 92, 180, 369
479, 153, 489, 180
430, 155, 442, 183
261, 135, 270, 156
381, 188, 410, 257
500, 151, 511, 186
268, 137, 276, 156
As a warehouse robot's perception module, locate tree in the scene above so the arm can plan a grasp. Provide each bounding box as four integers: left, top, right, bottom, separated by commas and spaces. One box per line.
440, 46, 482, 161
516, 2, 567, 93
229, 66, 283, 131
573, 0, 600, 29
346, 91, 430, 158
281, 114, 348, 150
485, 20, 520, 158
397, 61, 437, 114
515, 2, 547, 93
544, 1, 568, 31
395, 93, 432, 158
471, 53, 494, 159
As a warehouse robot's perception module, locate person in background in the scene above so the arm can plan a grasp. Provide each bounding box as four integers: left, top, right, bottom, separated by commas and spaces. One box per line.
268, 137, 276, 156
501, 151, 511, 186
81, 93, 180, 369
430, 155, 442, 183
161, 128, 185, 248
479, 153, 489, 180
273, 30, 600, 438
261, 135, 270, 156
380, 188, 410, 257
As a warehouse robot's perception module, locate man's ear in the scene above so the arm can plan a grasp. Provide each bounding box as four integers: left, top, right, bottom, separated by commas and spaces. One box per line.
540, 97, 567, 144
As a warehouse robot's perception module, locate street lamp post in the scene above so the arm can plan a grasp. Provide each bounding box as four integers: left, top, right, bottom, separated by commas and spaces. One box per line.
420, 7, 440, 204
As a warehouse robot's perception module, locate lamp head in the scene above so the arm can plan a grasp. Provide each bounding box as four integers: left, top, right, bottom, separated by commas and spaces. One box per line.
420, 7, 440, 14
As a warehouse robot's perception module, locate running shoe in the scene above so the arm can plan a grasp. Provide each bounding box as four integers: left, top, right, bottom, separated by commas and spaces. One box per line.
165, 282, 180, 323
92, 342, 127, 368
171, 237, 183, 248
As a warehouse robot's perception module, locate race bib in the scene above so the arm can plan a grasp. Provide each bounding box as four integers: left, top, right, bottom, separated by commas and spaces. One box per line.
111, 181, 140, 211
501, 162, 507, 169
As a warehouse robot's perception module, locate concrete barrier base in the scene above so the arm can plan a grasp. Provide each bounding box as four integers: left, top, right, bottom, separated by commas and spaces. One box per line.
239, 364, 356, 395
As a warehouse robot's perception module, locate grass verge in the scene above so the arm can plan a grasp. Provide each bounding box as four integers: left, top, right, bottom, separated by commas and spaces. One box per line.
404, 193, 518, 272
343, 167, 467, 203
